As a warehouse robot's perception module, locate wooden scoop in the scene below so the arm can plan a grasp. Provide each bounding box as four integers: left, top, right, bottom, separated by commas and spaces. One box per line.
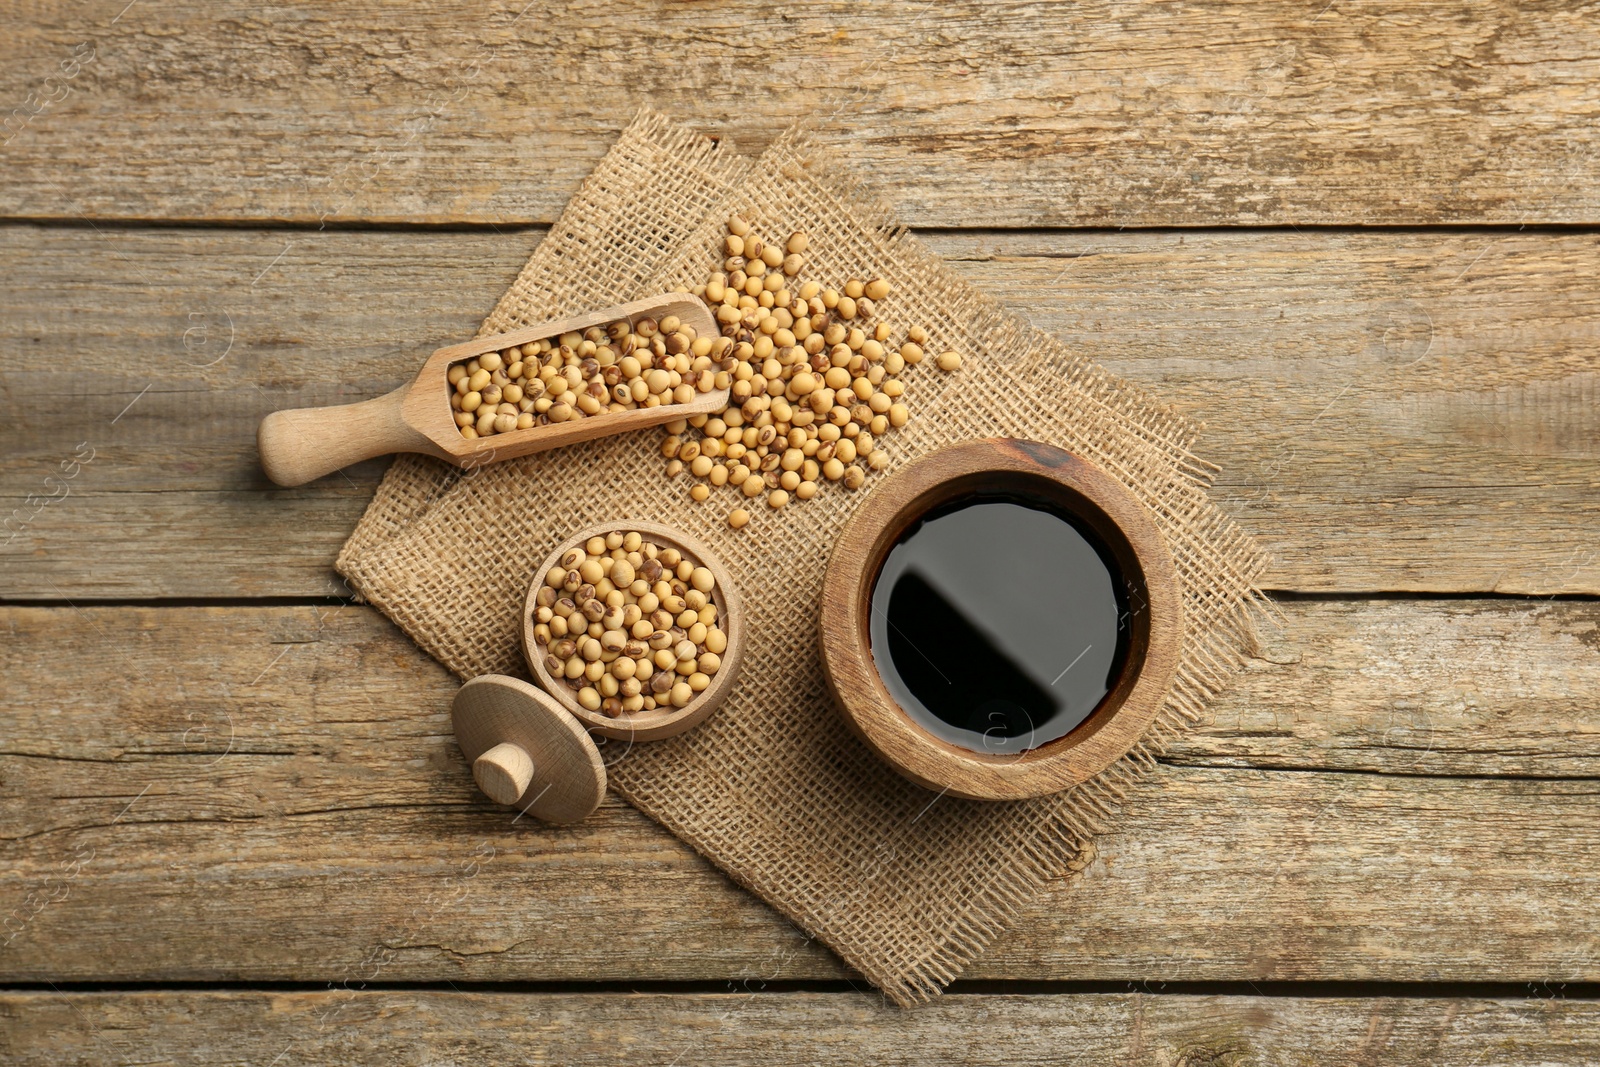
258, 293, 726, 487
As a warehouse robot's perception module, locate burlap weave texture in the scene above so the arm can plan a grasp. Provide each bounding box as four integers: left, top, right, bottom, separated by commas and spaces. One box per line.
336, 110, 1267, 1004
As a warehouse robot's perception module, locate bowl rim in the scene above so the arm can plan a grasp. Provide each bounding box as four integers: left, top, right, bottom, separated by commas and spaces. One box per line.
818, 438, 1183, 800
521, 519, 744, 742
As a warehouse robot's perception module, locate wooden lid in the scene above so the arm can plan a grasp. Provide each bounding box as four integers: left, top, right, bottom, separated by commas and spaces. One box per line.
451, 674, 607, 824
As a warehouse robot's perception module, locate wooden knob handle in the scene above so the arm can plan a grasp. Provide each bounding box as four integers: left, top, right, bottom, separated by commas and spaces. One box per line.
257, 386, 428, 487
472, 742, 535, 806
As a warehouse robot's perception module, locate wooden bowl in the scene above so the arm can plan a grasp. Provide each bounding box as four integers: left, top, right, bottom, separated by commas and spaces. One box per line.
818, 438, 1183, 801
522, 520, 744, 742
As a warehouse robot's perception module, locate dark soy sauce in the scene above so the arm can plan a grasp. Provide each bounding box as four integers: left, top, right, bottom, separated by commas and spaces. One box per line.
868, 496, 1131, 755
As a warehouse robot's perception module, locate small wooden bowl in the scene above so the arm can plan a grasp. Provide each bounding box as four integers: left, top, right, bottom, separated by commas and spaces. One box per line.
522, 520, 744, 742
818, 438, 1183, 801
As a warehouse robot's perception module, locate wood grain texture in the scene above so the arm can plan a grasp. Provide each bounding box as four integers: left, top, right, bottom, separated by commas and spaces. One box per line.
3, 600, 1596, 983
5, 990, 1600, 1066
3, 2, 1598, 227
3, 226, 1597, 598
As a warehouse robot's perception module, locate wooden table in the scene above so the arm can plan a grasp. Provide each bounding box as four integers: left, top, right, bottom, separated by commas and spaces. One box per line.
4, 3, 1598, 1062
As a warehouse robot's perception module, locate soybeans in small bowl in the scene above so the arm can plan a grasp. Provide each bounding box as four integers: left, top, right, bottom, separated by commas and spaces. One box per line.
522, 521, 744, 741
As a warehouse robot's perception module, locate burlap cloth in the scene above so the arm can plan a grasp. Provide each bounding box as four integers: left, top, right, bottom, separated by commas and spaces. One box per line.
336, 110, 1268, 1005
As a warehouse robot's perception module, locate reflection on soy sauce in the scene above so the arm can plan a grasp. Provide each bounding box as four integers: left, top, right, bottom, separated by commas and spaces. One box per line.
869, 497, 1130, 755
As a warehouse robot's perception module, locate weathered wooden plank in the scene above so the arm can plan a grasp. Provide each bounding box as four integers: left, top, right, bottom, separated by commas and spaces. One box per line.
1164, 597, 1600, 779
2, 600, 1597, 983
0, 226, 526, 599
3, 225, 1597, 597
2, 2, 1598, 227
947, 230, 1600, 596
4, 991, 1597, 1066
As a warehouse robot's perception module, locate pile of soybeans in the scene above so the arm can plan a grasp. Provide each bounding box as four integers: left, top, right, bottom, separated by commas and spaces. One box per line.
669, 216, 960, 529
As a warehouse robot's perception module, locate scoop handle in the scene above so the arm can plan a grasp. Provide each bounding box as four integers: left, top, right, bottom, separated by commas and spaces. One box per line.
258, 386, 431, 487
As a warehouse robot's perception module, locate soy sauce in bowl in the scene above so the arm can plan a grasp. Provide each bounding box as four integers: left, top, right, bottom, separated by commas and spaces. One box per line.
868, 496, 1131, 755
